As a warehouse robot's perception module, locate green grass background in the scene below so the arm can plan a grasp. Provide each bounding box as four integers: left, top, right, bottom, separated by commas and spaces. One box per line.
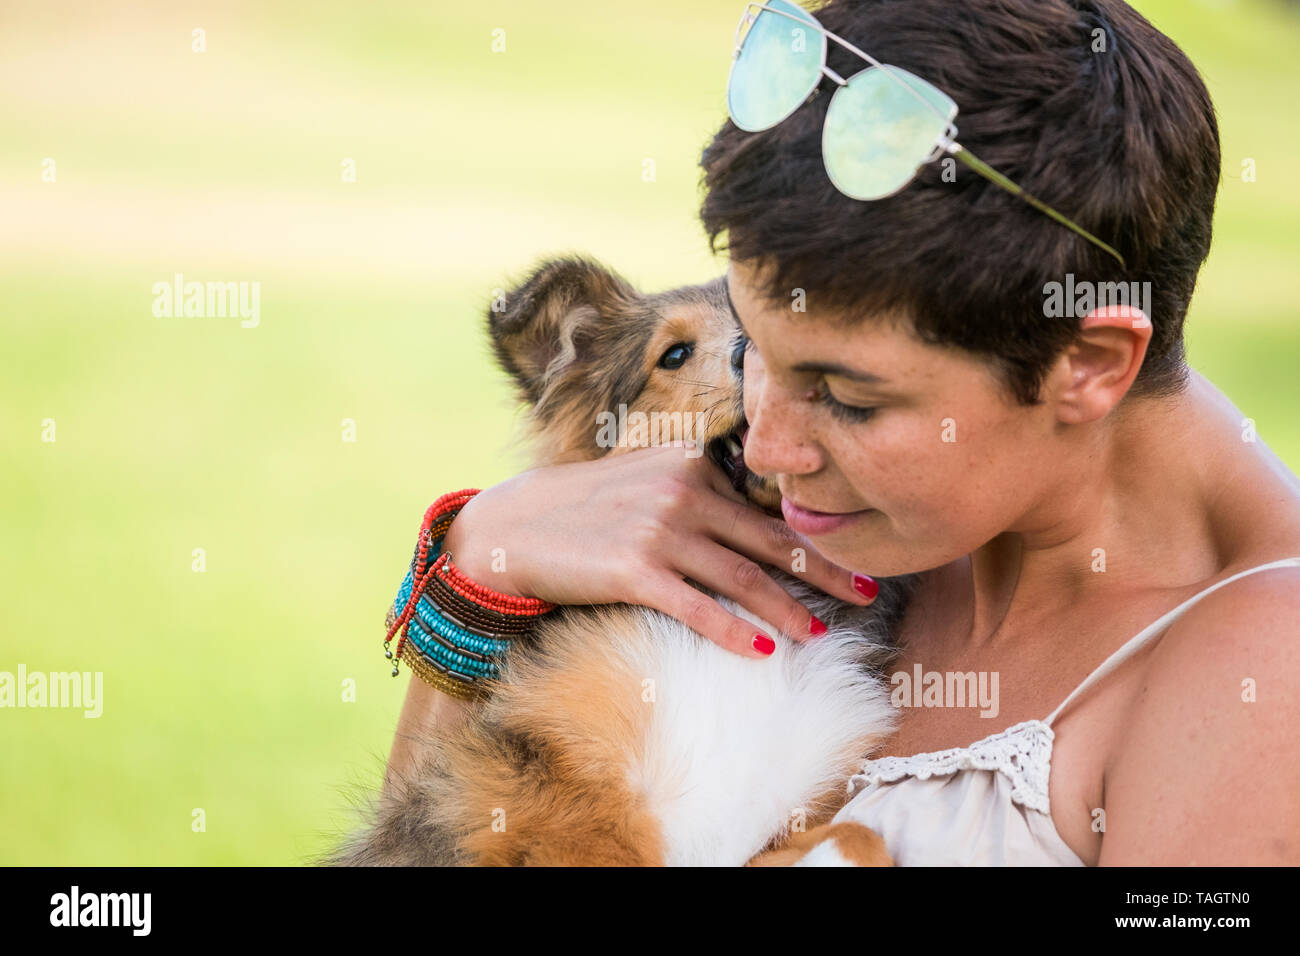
1, 0, 1297, 865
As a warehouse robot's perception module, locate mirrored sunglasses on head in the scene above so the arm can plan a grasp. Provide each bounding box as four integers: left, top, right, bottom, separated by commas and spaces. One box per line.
726, 0, 1126, 269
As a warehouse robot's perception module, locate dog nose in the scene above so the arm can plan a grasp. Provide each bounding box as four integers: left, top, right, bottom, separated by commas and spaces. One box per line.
731, 338, 746, 374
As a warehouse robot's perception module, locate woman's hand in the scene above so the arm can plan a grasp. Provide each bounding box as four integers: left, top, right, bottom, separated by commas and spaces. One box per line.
439, 443, 878, 658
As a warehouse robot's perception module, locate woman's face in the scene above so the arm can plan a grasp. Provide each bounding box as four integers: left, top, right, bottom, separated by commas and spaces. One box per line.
728, 259, 1069, 577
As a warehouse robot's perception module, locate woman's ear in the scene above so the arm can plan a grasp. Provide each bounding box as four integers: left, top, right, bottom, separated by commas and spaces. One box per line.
486, 255, 644, 408
1053, 305, 1153, 424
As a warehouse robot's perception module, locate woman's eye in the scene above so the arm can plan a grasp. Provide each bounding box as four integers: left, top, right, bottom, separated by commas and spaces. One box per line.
818, 386, 878, 424
658, 343, 694, 370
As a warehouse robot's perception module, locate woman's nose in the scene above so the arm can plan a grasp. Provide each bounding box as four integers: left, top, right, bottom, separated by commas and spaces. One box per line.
743, 385, 822, 478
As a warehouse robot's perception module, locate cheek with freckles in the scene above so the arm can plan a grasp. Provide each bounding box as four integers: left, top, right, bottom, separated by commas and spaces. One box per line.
828, 411, 952, 513
819, 412, 1036, 574
907, 415, 1043, 543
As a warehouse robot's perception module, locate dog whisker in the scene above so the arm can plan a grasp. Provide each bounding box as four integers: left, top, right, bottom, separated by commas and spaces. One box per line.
669, 378, 720, 390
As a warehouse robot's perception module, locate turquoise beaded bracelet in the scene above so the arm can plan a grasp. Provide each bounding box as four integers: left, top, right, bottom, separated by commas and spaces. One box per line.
384, 491, 555, 698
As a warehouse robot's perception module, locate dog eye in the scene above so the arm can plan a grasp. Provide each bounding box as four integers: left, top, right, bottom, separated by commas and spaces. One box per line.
657, 344, 694, 370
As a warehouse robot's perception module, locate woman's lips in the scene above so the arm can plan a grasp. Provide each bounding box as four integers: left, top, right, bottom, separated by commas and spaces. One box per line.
780, 497, 874, 536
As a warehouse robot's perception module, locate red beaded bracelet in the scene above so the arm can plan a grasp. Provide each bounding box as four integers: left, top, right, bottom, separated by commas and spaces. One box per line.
432, 552, 556, 615
385, 489, 556, 665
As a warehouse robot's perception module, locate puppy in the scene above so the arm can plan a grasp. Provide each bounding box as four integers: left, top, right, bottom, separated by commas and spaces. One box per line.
326, 255, 916, 866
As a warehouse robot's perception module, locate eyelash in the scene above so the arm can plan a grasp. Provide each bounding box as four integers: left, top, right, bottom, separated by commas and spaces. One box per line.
739, 335, 877, 423
817, 386, 879, 424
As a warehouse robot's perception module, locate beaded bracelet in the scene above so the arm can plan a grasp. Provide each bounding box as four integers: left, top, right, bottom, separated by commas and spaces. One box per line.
383, 488, 556, 700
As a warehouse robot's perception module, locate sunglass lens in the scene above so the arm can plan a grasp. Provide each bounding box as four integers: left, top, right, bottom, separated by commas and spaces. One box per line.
823, 66, 957, 200
727, 0, 825, 132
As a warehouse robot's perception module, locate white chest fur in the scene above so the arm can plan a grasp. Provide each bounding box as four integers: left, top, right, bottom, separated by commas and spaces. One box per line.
618, 575, 905, 865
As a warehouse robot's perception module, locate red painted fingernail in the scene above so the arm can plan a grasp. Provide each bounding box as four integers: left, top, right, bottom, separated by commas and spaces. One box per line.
809, 615, 828, 637
753, 633, 775, 655
852, 573, 878, 600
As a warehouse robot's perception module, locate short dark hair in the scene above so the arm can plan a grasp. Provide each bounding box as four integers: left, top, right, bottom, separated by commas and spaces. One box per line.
700, 0, 1221, 405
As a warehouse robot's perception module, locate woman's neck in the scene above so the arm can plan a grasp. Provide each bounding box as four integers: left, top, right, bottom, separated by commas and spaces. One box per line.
960, 369, 1286, 649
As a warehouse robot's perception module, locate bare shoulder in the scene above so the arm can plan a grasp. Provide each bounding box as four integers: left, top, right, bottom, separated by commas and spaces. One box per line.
1140, 559, 1300, 718
1098, 559, 1300, 865
1161, 557, 1300, 661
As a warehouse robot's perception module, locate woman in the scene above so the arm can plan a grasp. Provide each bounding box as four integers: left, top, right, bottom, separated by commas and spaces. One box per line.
386, 0, 1300, 865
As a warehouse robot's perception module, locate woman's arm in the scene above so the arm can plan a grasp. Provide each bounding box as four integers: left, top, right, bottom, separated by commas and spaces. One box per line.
383, 675, 473, 796
418, 447, 874, 651
380, 491, 521, 794
381, 444, 879, 787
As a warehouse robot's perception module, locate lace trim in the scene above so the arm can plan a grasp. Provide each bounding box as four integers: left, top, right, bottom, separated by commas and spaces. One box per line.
845, 719, 1056, 815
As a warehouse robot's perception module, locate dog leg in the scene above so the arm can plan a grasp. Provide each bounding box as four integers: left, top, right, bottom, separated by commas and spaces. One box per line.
745, 822, 893, 867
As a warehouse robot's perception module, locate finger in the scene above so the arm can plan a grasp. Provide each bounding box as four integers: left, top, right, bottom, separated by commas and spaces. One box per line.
640, 573, 781, 660
703, 493, 879, 608
678, 538, 829, 643
658, 443, 879, 608
659, 440, 752, 508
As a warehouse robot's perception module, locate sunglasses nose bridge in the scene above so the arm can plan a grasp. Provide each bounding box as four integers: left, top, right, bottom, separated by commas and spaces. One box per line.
821, 64, 849, 87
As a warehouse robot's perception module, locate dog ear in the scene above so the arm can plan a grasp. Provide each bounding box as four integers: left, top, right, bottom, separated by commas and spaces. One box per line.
487, 255, 644, 408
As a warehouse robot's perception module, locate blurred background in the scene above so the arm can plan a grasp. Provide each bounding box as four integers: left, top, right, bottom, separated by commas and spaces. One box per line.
2, 0, 1297, 865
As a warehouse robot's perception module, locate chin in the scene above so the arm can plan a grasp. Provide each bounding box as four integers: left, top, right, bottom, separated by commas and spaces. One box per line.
807, 527, 927, 580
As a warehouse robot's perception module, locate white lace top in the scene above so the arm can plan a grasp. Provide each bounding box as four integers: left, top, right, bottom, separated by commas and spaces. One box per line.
831, 557, 1300, 866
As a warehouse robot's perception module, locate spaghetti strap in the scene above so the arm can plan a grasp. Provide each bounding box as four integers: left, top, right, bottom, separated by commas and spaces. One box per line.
1043, 556, 1300, 727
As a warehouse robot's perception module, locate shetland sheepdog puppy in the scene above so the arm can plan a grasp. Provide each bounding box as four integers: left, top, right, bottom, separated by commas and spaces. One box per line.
327, 255, 916, 866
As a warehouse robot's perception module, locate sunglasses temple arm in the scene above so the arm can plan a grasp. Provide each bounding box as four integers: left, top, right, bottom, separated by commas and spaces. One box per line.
950, 147, 1127, 269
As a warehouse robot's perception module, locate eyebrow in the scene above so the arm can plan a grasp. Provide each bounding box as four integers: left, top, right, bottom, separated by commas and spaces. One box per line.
724, 275, 892, 386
